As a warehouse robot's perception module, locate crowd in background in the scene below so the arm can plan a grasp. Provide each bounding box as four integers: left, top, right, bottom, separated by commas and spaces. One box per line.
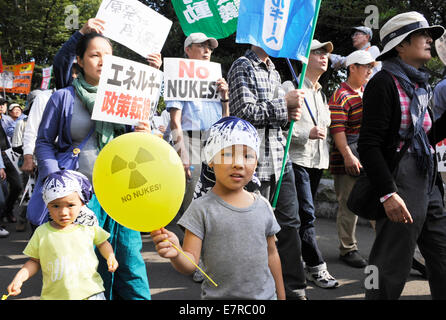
1, 10, 446, 300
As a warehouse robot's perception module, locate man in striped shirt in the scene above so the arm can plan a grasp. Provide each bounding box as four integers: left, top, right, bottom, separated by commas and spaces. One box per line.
328, 50, 377, 268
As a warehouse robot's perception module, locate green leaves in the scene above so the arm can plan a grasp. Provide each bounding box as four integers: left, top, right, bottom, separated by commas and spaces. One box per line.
1, 0, 443, 99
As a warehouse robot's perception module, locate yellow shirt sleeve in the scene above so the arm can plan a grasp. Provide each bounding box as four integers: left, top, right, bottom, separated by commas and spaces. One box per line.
23, 224, 44, 260
93, 225, 110, 246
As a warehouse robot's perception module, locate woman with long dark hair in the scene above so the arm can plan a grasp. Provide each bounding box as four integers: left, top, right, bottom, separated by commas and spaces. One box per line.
33, 31, 153, 300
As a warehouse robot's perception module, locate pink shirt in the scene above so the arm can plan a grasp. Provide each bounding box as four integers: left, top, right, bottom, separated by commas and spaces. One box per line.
380, 76, 433, 203
393, 75, 433, 152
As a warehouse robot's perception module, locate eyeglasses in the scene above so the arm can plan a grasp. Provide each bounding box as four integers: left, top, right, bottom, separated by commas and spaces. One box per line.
355, 63, 375, 70
194, 43, 215, 52
311, 49, 329, 56
351, 31, 367, 38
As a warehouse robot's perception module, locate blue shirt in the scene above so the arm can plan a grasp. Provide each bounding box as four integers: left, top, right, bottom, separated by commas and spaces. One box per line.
434, 78, 446, 121
6, 114, 27, 138
166, 100, 222, 131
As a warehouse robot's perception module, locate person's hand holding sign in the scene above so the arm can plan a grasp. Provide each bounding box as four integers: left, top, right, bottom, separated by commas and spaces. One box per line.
216, 78, 228, 99
80, 18, 106, 35
134, 120, 151, 134
146, 53, 162, 70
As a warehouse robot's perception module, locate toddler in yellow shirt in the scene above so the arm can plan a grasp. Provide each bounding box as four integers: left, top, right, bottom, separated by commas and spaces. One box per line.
7, 170, 118, 300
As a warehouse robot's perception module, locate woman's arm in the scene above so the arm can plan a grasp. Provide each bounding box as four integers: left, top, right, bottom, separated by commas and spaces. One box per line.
53, 31, 83, 90
53, 18, 105, 89
35, 90, 67, 180
359, 71, 412, 224
358, 71, 399, 196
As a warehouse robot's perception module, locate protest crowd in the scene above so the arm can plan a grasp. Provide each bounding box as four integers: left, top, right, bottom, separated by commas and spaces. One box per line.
1, 0, 446, 302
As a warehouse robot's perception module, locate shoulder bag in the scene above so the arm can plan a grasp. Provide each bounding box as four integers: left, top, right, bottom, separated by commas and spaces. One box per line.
347, 140, 411, 220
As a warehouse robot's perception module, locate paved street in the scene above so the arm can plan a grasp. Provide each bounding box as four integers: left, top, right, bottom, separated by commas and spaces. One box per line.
0, 216, 430, 300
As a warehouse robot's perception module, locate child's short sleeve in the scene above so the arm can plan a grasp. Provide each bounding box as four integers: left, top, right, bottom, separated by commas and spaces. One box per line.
93, 225, 110, 246
177, 201, 205, 240
259, 195, 281, 237
23, 229, 41, 260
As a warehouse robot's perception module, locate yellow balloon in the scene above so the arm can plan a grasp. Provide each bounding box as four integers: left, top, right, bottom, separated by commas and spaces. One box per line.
92, 132, 185, 232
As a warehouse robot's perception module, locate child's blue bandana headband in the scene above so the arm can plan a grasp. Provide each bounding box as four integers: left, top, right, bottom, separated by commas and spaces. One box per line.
204, 116, 260, 164
42, 170, 93, 205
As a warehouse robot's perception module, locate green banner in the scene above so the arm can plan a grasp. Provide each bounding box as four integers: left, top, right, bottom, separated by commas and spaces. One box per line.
171, 0, 239, 39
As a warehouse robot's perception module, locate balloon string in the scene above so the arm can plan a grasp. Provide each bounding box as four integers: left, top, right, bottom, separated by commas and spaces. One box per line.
164, 240, 218, 287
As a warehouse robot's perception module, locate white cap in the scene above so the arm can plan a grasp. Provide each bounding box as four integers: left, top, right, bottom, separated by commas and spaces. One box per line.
311, 39, 333, 53
353, 26, 373, 40
8, 103, 22, 111
377, 11, 444, 61
345, 50, 377, 67
184, 32, 218, 51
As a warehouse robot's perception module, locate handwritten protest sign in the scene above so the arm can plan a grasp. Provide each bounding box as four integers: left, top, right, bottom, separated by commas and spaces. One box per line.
92, 55, 163, 126
96, 0, 172, 58
163, 58, 222, 102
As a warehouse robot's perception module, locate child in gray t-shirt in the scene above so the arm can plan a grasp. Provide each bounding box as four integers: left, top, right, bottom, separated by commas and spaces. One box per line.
151, 116, 285, 300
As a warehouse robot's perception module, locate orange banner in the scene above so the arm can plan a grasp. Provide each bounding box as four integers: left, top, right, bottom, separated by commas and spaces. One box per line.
1, 61, 35, 94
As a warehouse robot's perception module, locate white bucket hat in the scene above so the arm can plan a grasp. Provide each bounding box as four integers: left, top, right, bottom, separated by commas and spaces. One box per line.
435, 30, 446, 65
184, 32, 218, 51
377, 11, 444, 61
345, 50, 377, 67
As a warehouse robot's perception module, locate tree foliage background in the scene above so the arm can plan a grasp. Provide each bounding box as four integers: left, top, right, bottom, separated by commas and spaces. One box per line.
0, 0, 444, 105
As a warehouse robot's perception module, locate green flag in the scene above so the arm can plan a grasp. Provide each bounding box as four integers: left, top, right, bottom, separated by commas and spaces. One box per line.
171, 0, 239, 39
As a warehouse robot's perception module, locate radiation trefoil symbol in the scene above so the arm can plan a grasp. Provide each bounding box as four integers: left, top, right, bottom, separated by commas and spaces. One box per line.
111, 148, 155, 189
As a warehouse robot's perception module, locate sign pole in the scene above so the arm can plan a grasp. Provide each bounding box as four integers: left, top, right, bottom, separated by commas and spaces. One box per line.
272, 0, 322, 209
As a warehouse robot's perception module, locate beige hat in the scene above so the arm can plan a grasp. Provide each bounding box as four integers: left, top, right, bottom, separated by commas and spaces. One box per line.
435, 30, 446, 65
377, 11, 444, 61
345, 50, 377, 67
310, 39, 333, 53
184, 32, 218, 51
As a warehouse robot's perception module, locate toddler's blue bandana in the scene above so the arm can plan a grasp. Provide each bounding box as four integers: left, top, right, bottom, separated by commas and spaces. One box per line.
42, 170, 93, 205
